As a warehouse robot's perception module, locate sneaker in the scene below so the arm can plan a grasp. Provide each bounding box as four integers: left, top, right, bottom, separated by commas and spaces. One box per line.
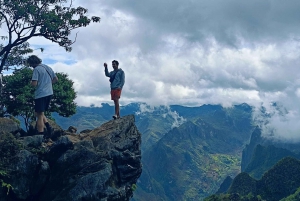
113, 115, 118, 120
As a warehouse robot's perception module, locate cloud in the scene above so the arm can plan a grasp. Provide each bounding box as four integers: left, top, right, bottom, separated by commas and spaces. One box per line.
2, 0, 300, 141
99, 0, 300, 48
253, 102, 300, 143
166, 110, 187, 129
135, 104, 156, 115
136, 103, 186, 128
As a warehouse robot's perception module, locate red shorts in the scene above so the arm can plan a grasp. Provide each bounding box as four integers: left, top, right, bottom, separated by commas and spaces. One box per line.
111, 89, 122, 100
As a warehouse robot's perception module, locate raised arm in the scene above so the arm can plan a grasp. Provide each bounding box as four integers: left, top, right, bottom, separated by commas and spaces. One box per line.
104, 62, 110, 77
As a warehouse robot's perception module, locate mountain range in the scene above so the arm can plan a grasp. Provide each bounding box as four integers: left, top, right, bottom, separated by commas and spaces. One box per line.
50, 102, 256, 200
206, 118, 300, 201
16, 102, 300, 200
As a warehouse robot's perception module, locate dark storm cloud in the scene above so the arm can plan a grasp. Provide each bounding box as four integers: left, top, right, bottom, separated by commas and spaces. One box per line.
99, 0, 300, 48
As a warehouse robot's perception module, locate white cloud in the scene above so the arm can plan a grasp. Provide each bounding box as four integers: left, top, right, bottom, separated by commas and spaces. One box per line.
135, 104, 156, 115
136, 104, 186, 128
168, 110, 187, 129
3, 0, 300, 141
253, 102, 300, 143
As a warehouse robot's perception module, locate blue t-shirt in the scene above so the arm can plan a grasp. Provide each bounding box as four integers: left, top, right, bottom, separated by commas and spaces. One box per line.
31, 64, 56, 99
105, 68, 125, 89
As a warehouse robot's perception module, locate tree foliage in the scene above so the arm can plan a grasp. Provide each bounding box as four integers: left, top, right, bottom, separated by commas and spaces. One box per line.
0, 0, 100, 117
205, 157, 300, 201
51, 72, 77, 117
0, 0, 100, 71
1, 67, 77, 130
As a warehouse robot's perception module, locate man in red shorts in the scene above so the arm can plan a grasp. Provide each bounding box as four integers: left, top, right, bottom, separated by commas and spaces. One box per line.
104, 60, 125, 119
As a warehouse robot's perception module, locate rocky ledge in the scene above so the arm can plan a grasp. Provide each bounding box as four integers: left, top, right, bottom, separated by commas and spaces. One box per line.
0, 115, 142, 201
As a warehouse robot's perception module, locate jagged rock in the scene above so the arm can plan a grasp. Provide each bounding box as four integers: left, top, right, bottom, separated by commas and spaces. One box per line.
0, 117, 20, 134
0, 115, 142, 201
67, 126, 77, 133
216, 176, 233, 194
21, 135, 44, 148
242, 127, 300, 173
7, 150, 49, 200
241, 126, 262, 171
80, 129, 92, 134
46, 136, 74, 164
27, 119, 64, 140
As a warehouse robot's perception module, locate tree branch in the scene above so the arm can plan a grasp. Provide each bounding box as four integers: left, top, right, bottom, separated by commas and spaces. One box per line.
0, 11, 10, 33
70, 31, 79, 45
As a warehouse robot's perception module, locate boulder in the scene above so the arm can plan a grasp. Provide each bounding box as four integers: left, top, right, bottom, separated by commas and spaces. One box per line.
27, 119, 64, 140
67, 126, 77, 133
0, 117, 20, 134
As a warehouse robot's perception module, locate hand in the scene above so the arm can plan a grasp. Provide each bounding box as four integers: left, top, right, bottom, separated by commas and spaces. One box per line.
104, 63, 107, 68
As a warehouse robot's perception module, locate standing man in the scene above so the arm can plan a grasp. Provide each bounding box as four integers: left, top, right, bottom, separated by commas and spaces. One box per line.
104, 60, 125, 119
27, 55, 58, 137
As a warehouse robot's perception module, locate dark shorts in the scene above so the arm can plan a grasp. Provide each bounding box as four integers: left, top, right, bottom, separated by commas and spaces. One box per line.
111, 89, 122, 100
34, 95, 52, 113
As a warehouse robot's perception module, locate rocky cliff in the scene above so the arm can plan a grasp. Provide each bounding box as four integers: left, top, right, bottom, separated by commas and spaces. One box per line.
241, 127, 300, 173
0, 115, 142, 201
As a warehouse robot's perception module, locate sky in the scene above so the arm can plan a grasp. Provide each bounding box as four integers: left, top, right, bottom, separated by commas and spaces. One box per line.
2, 0, 300, 141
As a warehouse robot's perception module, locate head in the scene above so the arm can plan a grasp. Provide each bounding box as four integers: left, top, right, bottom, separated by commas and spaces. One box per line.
112, 60, 119, 70
27, 55, 42, 67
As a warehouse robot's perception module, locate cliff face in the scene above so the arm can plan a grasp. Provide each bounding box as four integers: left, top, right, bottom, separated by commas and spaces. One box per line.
0, 115, 142, 201
241, 127, 300, 174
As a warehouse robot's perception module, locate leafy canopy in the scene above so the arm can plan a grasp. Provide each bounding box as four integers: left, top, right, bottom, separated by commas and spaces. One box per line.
1, 67, 77, 130
0, 0, 100, 71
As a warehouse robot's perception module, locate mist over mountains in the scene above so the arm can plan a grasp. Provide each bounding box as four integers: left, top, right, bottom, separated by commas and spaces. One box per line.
43, 102, 300, 200
49, 102, 254, 200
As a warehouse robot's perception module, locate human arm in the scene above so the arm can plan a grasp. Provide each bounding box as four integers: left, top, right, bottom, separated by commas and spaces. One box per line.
104, 63, 110, 77
31, 80, 37, 87
49, 67, 58, 84
52, 76, 58, 84
31, 68, 38, 87
119, 71, 125, 89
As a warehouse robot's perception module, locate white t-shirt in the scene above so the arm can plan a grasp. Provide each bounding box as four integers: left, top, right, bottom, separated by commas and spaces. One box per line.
31, 64, 56, 99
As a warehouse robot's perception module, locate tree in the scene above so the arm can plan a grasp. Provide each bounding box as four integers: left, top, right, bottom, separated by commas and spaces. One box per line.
0, 0, 99, 116
0, 0, 100, 72
1, 67, 77, 131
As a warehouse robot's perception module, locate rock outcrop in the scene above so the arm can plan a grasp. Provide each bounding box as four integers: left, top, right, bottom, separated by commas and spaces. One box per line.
0, 115, 142, 201
0, 116, 20, 134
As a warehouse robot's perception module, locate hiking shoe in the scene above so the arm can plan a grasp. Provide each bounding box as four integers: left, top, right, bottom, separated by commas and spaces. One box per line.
113, 115, 118, 120
43, 137, 49, 143
47, 126, 53, 137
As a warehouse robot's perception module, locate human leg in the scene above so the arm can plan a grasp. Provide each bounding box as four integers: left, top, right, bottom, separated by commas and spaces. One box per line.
43, 115, 52, 130
34, 95, 52, 134
111, 89, 122, 119
35, 112, 45, 133
113, 99, 120, 118
43, 96, 53, 136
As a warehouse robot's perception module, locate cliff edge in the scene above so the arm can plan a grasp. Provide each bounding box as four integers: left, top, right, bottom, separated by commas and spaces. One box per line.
0, 115, 142, 201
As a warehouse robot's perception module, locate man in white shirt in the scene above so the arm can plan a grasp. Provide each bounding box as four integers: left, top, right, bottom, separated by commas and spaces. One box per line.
27, 55, 58, 138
